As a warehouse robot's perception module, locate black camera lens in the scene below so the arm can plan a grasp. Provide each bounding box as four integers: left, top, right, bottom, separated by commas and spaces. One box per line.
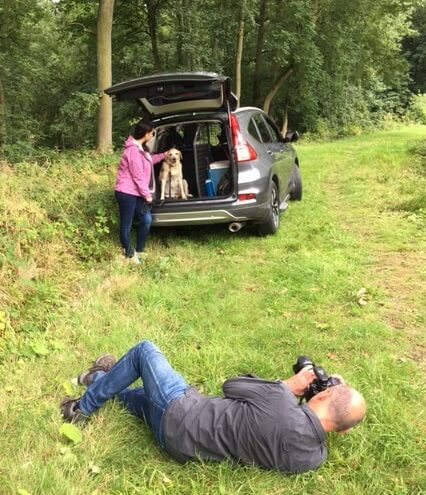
292, 356, 340, 402
292, 356, 314, 375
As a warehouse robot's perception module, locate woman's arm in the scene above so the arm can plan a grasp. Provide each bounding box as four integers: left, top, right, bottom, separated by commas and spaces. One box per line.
151, 152, 166, 165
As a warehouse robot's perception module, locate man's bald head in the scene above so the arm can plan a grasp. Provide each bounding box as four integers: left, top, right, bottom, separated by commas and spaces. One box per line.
327, 385, 367, 432
307, 384, 366, 433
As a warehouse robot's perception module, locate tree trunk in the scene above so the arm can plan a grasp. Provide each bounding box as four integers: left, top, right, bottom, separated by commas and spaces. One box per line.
263, 66, 294, 115
176, 5, 184, 67
96, 0, 114, 154
145, 0, 161, 71
252, 0, 268, 107
176, 0, 190, 69
281, 103, 289, 135
0, 75, 5, 149
234, 2, 245, 106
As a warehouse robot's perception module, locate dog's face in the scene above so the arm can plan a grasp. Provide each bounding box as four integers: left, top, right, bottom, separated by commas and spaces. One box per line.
165, 148, 182, 166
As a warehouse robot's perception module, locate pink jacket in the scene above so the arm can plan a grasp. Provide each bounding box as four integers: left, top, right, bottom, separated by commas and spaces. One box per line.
115, 136, 165, 200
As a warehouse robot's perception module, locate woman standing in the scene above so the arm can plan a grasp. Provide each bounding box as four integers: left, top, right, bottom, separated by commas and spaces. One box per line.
115, 119, 166, 264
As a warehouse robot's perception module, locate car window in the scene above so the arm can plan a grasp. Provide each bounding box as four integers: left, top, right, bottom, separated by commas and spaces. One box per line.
253, 113, 274, 143
263, 115, 282, 142
248, 118, 262, 143
208, 123, 223, 145
195, 122, 223, 146
196, 123, 210, 145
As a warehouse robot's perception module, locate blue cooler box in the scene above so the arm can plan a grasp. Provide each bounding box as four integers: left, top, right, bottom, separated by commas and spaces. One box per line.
209, 161, 230, 191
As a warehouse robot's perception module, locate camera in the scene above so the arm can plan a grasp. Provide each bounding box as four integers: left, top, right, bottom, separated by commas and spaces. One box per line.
292, 356, 341, 401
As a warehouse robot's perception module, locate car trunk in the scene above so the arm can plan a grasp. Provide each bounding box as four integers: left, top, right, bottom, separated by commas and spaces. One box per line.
106, 73, 238, 203
151, 117, 235, 201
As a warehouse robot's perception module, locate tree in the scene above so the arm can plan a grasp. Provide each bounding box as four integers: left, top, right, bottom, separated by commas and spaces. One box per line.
403, 2, 426, 93
234, 1, 246, 105
96, 0, 115, 153
252, 0, 268, 107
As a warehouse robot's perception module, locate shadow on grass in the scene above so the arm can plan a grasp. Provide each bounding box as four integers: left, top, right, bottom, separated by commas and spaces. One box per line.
150, 223, 258, 247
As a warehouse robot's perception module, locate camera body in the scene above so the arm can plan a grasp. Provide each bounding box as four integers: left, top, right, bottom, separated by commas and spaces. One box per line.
292, 356, 341, 401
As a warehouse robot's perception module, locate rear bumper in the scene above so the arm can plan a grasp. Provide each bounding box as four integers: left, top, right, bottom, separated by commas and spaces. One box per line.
151, 200, 268, 226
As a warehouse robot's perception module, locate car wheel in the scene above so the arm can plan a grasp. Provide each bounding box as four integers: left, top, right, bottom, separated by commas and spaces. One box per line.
289, 165, 302, 201
257, 181, 280, 236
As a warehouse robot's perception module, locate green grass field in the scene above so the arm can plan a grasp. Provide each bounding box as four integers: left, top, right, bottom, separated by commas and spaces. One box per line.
0, 126, 425, 494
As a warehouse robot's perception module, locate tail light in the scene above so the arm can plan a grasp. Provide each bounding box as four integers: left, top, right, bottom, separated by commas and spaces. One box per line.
238, 193, 256, 201
230, 115, 257, 163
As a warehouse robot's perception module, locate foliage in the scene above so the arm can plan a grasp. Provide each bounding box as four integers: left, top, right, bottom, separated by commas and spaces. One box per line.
403, 1, 426, 93
0, 0, 423, 148
50, 91, 100, 149
408, 93, 426, 123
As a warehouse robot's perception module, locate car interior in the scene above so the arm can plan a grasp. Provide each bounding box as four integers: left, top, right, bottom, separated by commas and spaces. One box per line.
154, 121, 233, 200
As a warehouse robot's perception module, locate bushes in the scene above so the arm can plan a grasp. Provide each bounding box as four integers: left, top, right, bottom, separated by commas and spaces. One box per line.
0, 153, 118, 341
49, 92, 100, 149
408, 93, 426, 124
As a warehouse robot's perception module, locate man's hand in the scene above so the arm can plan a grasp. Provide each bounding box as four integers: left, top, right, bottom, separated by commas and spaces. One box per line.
283, 367, 316, 397
331, 374, 346, 385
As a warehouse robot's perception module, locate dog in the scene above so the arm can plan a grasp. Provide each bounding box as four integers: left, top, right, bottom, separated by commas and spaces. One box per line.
159, 148, 192, 200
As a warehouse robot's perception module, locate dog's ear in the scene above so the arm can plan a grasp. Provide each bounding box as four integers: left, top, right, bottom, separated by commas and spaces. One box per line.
179, 150, 182, 160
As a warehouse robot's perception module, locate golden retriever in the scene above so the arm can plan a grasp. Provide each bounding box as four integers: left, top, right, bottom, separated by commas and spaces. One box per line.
159, 148, 191, 200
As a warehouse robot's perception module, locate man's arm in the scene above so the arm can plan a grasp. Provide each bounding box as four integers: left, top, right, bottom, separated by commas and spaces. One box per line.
223, 376, 282, 401
283, 367, 316, 397
223, 368, 316, 401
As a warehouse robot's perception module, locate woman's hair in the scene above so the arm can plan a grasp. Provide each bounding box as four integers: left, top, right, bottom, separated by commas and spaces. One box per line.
133, 118, 154, 140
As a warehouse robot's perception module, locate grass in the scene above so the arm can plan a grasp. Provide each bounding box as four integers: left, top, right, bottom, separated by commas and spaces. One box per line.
0, 126, 425, 494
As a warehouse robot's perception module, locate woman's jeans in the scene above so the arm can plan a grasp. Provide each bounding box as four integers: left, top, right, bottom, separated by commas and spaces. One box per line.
79, 341, 188, 448
115, 191, 152, 257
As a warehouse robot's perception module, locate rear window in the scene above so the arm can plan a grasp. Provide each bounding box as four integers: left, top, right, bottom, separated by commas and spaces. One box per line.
264, 116, 282, 142
141, 81, 222, 107
248, 119, 262, 143
251, 114, 274, 143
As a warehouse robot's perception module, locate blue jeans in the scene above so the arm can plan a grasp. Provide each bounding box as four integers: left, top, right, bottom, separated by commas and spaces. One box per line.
79, 341, 188, 448
115, 191, 152, 257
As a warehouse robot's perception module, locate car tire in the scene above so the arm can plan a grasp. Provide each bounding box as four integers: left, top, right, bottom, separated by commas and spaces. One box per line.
257, 181, 280, 236
289, 165, 302, 201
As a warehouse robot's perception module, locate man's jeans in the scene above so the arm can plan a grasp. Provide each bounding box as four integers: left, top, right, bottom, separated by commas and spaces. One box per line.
115, 191, 152, 257
79, 341, 188, 448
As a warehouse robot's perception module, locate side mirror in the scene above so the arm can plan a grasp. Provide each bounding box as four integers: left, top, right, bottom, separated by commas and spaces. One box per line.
284, 130, 299, 143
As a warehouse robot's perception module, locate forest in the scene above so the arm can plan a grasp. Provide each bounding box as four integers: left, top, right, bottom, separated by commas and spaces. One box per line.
1, 0, 425, 159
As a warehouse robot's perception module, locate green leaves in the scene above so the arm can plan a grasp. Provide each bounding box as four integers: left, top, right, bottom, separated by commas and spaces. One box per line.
59, 423, 83, 445
29, 341, 49, 357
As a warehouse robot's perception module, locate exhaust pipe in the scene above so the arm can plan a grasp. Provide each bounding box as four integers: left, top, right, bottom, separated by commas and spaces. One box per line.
228, 222, 245, 233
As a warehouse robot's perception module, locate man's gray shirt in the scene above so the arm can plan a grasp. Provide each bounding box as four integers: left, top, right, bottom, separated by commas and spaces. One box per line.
163, 376, 327, 473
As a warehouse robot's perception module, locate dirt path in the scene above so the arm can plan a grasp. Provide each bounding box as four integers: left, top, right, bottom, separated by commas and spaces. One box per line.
323, 158, 426, 368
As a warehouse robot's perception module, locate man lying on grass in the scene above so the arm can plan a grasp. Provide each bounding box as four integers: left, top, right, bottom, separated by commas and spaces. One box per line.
60, 341, 366, 474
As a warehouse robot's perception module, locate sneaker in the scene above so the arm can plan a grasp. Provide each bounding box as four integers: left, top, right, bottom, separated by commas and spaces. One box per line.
60, 397, 87, 424
77, 354, 116, 387
130, 253, 140, 265
136, 252, 148, 263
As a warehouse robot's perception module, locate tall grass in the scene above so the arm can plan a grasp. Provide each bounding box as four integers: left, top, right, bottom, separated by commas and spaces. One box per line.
0, 126, 425, 494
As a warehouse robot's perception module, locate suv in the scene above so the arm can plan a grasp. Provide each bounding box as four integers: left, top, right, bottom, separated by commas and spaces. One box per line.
106, 72, 302, 235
